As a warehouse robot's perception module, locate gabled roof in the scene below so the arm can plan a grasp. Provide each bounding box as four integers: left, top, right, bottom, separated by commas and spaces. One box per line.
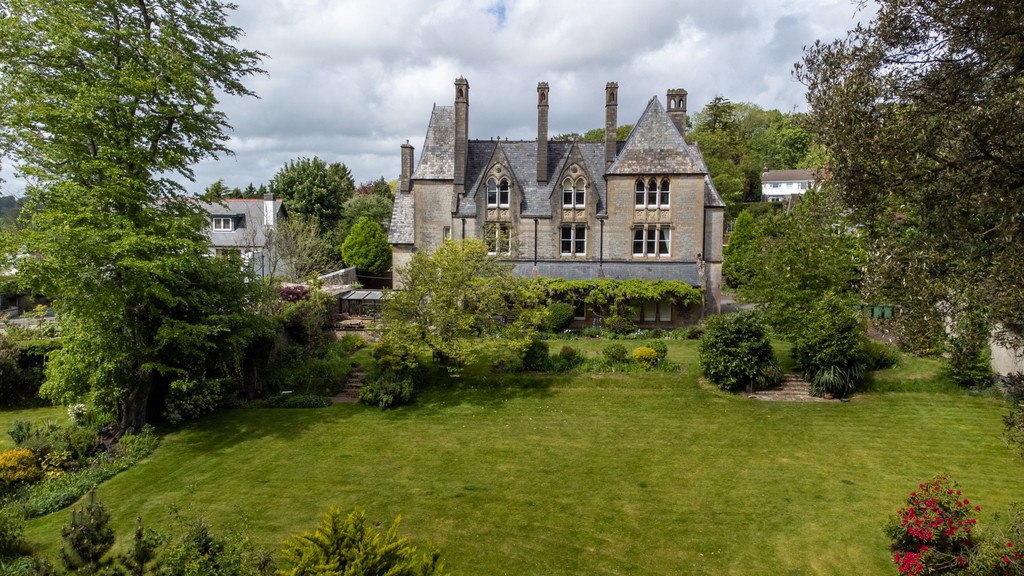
195, 198, 284, 248
762, 169, 817, 183
456, 139, 610, 218
607, 97, 703, 175
412, 105, 455, 180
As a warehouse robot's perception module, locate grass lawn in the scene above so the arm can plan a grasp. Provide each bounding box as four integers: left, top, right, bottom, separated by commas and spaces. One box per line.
15, 340, 1024, 575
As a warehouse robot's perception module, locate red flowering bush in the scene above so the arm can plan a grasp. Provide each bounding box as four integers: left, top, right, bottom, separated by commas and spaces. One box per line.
886, 475, 980, 574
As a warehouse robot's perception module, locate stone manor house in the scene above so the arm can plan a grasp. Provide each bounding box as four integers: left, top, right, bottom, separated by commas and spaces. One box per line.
388, 78, 726, 325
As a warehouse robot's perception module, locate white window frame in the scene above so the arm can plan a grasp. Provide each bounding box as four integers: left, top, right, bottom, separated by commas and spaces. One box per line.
560, 224, 586, 256
486, 223, 512, 255
634, 177, 670, 209
212, 216, 234, 232
632, 226, 671, 257
562, 177, 586, 209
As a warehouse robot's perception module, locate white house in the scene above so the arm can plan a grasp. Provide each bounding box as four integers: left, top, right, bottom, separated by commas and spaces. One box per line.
761, 169, 817, 202
196, 194, 286, 278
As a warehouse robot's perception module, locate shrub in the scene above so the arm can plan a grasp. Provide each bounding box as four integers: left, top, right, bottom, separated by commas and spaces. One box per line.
632, 347, 659, 370
603, 315, 634, 334
163, 377, 224, 425
267, 394, 332, 409
885, 475, 980, 575
858, 339, 901, 371
521, 339, 549, 371
602, 343, 629, 365
647, 340, 668, 364
699, 310, 781, 392
546, 302, 575, 333
559, 345, 578, 363
792, 292, 868, 397
0, 449, 41, 488
278, 507, 447, 576
338, 334, 366, 353
0, 506, 25, 558
579, 327, 604, 338
60, 488, 115, 572
359, 373, 413, 409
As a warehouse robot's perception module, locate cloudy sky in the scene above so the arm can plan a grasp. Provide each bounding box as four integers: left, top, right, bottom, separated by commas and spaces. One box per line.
2, 0, 874, 196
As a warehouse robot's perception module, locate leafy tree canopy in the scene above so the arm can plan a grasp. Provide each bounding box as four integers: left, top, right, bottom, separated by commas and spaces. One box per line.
0, 0, 266, 432
797, 0, 1024, 348
551, 125, 632, 142
268, 156, 355, 234
379, 239, 546, 373
341, 217, 391, 277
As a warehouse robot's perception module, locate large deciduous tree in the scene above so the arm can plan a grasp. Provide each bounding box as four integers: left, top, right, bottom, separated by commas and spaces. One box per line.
0, 0, 265, 432
797, 0, 1024, 349
378, 240, 546, 373
268, 156, 355, 236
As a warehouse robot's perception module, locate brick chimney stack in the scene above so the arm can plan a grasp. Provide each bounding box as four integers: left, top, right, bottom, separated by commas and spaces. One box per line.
605, 82, 618, 168
537, 82, 549, 183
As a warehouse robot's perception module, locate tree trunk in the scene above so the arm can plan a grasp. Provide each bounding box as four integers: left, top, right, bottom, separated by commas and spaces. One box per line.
119, 374, 152, 435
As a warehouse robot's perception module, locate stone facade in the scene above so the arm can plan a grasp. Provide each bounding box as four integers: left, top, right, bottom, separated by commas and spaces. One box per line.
389, 78, 726, 324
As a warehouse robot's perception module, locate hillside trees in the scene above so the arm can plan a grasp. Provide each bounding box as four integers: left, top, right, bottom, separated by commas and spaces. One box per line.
797, 0, 1024, 349
0, 0, 265, 431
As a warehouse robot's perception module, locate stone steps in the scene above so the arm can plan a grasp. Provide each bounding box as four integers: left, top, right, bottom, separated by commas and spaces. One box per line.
331, 369, 365, 404
747, 374, 829, 402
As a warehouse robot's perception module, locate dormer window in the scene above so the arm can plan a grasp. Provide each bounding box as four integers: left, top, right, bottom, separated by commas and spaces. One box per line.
562, 178, 586, 208
212, 216, 234, 232
487, 177, 510, 208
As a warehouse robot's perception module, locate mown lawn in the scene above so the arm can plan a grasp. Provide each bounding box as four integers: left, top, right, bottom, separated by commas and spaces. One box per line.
16, 340, 1024, 576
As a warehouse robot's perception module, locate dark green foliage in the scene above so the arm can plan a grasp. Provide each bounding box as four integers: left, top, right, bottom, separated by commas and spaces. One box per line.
341, 217, 391, 276
264, 341, 352, 397
359, 374, 413, 409
1004, 373, 1024, 459
945, 301, 994, 389
113, 517, 160, 576
602, 343, 629, 365
722, 210, 760, 288
336, 193, 394, 245
277, 291, 332, 351
268, 157, 355, 235
545, 302, 575, 333
60, 488, 115, 572
278, 507, 448, 576
521, 339, 549, 371
857, 339, 901, 372
699, 310, 781, 392
266, 394, 332, 409
162, 377, 225, 424
798, 0, 1024, 351
156, 516, 274, 576
0, 506, 26, 559
792, 292, 867, 397
7, 419, 97, 464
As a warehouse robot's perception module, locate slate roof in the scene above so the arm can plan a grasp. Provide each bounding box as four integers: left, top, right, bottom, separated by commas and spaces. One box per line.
456, 139, 611, 218
412, 105, 455, 180
388, 192, 415, 244
196, 198, 284, 248
607, 97, 703, 175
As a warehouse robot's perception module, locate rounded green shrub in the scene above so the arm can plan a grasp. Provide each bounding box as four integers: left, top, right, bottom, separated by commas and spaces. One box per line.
699, 310, 781, 392
359, 374, 413, 409
521, 339, 549, 371
647, 340, 668, 364
546, 302, 575, 332
602, 343, 629, 365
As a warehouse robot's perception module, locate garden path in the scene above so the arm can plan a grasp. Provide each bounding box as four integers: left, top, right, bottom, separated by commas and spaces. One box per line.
747, 374, 830, 402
